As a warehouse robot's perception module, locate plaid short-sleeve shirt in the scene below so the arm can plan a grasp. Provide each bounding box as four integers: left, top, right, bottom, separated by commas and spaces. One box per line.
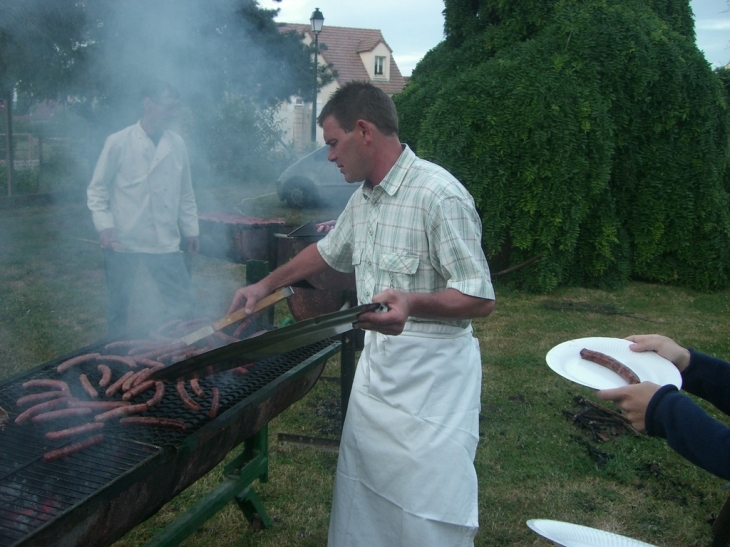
317, 145, 494, 329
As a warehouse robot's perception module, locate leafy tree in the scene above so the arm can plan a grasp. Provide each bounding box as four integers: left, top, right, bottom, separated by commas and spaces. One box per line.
0, 0, 88, 195
78, 0, 325, 184
395, 0, 730, 291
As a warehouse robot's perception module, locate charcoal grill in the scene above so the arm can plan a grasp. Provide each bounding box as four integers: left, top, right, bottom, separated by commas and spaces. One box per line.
0, 336, 340, 547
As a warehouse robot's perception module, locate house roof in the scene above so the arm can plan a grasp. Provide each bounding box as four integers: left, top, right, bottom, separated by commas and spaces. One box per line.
279, 24, 407, 96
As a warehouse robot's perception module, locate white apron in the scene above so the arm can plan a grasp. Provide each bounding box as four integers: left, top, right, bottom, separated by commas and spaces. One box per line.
328, 323, 482, 547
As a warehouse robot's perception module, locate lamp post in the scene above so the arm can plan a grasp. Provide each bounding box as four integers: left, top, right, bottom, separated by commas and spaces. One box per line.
310, 7, 324, 144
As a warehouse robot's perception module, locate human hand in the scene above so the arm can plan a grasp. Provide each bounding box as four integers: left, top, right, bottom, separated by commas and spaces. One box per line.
354, 289, 408, 335
316, 220, 336, 233
99, 228, 117, 249
595, 382, 662, 432
625, 334, 690, 372
228, 282, 272, 315
186, 236, 200, 254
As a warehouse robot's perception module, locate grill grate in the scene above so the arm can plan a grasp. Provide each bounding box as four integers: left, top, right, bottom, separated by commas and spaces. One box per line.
0, 338, 337, 547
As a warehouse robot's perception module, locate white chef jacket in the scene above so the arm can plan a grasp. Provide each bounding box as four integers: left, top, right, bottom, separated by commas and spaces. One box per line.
87, 122, 199, 254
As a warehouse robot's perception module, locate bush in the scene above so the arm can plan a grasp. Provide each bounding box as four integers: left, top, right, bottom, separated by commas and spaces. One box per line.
395, 0, 730, 292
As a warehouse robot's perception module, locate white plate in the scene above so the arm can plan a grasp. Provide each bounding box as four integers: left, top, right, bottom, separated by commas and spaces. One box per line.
546, 337, 682, 390
527, 519, 658, 547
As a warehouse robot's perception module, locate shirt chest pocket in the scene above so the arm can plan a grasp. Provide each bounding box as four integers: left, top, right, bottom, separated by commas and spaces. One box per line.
379, 252, 419, 290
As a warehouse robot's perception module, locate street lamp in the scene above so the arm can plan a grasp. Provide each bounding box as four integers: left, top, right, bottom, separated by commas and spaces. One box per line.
310, 7, 324, 144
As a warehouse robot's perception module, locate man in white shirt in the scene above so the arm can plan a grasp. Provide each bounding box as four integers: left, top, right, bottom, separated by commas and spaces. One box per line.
87, 81, 199, 338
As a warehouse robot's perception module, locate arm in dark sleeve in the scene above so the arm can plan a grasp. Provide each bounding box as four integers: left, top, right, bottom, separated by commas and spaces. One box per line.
681, 350, 730, 415
646, 385, 730, 480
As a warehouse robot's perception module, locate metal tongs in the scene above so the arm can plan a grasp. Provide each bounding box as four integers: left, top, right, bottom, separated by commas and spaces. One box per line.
150, 302, 386, 382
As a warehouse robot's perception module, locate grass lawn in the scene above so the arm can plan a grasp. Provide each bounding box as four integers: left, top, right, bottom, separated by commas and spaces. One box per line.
1, 183, 729, 546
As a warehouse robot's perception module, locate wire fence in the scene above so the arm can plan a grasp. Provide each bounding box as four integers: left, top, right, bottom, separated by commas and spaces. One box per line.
0, 133, 92, 196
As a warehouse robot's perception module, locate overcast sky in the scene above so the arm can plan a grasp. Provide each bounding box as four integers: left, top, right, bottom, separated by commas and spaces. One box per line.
265, 0, 730, 76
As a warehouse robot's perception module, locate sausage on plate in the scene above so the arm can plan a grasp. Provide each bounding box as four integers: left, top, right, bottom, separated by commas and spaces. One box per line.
579, 348, 641, 385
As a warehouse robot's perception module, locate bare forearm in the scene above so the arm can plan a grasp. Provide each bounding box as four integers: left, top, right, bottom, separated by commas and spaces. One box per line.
260, 243, 330, 292
405, 289, 495, 321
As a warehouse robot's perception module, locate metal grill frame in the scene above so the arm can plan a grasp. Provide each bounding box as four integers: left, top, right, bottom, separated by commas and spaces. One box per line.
0, 339, 340, 547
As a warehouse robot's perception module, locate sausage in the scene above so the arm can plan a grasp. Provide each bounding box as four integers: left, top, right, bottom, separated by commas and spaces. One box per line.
122, 380, 156, 401
146, 382, 166, 408
122, 371, 142, 392
119, 416, 187, 430
57, 353, 101, 373
79, 374, 99, 399
214, 331, 238, 344
176, 381, 201, 411
135, 341, 187, 360
96, 355, 137, 369
94, 403, 148, 422
16, 391, 67, 407
158, 347, 203, 365
153, 318, 183, 336
45, 422, 105, 440
102, 340, 139, 352
43, 434, 104, 461
579, 348, 641, 385
15, 396, 71, 424
208, 387, 220, 419
189, 378, 205, 398
105, 371, 135, 398
31, 407, 93, 423
97, 364, 113, 387
22, 379, 70, 393
232, 366, 249, 375
130, 357, 165, 369
132, 368, 154, 387
127, 342, 169, 356
68, 400, 130, 411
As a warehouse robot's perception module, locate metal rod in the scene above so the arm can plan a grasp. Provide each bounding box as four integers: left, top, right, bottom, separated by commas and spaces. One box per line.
311, 32, 319, 143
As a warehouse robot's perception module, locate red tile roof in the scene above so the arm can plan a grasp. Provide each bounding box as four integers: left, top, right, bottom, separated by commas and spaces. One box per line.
279, 24, 407, 96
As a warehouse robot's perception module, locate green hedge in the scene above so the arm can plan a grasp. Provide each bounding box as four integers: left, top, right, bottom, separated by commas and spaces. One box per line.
395, 0, 730, 291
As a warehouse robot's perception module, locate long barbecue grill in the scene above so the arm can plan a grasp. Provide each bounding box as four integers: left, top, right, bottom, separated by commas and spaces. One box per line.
0, 334, 340, 547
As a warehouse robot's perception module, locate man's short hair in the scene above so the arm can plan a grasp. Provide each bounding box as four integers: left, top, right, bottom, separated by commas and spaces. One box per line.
318, 81, 398, 136
140, 80, 180, 104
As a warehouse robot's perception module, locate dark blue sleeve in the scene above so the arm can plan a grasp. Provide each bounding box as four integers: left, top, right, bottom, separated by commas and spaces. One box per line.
646, 384, 730, 480
681, 350, 730, 415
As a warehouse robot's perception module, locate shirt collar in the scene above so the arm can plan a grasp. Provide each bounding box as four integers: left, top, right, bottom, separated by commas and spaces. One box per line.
374, 144, 415, 197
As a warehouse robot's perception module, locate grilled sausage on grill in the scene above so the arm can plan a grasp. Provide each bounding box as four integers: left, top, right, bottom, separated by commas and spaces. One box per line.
79, 374, 99, 399
119, 416, 187, 430
146, 382, 166, 408
105, 371, 135, 398
43, 434, 104, 461
97, 364, 113, 387
176, 381, 201, 411
45, 422, 105, 440
208, 387, 220, 419
57, 353, 101, 374
122, 380, 156, 401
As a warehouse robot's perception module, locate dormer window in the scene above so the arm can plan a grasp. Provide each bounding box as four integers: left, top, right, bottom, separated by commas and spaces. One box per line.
374, 56, 385, 76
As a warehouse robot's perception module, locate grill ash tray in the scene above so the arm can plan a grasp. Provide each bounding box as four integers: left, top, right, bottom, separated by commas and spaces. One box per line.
0, 339, 340, 547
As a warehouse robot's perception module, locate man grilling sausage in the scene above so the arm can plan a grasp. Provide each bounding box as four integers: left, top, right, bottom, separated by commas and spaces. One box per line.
229, 81, 495, 546
87, 80, 199, 339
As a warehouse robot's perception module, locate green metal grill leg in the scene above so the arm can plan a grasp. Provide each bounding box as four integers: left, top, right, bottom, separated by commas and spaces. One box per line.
142, 426, 271, 547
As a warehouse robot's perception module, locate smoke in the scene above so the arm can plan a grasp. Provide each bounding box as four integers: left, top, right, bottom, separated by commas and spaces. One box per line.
0, 0, 305, 368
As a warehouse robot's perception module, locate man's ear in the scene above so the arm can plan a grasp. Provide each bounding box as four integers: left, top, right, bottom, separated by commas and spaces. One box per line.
355, 119, 374, 144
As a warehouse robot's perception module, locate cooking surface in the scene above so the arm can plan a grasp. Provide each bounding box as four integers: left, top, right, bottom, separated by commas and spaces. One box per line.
0, 338, 339, 547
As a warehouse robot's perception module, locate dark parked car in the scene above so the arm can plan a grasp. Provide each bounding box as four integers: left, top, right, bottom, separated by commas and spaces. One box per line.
276, 146, 360, 208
